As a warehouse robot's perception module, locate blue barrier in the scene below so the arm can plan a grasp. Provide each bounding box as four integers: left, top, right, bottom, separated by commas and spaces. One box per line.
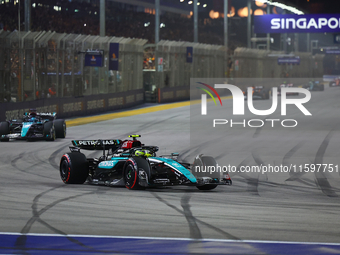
1, 233, 339, 255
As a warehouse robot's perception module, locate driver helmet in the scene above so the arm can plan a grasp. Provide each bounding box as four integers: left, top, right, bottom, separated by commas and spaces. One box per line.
135, 150, 145, 157
135, 149, 153, 157
29, 108, 37, 117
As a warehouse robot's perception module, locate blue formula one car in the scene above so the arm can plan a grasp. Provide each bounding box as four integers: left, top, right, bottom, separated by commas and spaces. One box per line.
302, 80, 324, 91
0, 111, 66, 142
59, 135, 232, 191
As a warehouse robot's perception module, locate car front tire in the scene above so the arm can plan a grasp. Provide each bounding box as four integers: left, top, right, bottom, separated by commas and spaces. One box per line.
54, 119, 66, 138
44, 121, 55, 141
193, 156, 219, 191
123, 157, 150, 190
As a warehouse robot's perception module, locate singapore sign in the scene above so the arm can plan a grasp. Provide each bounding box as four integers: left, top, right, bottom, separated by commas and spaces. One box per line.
254, 14, 340, 33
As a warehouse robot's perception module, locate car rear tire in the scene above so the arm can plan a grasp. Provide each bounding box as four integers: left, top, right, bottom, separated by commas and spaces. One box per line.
60, 153, 89, 184
123, 157, 150, 190
0, 122, 9, 142
54, 119, 66, 138
44, 121, 55, 141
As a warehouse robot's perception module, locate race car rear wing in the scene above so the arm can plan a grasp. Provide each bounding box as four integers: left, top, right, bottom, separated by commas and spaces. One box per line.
24, 112, 56, 121
72, 140, 122, 150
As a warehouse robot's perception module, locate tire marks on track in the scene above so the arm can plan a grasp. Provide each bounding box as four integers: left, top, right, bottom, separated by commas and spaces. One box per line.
151, 192, 269, 254
151, 192, 239, 240
181, 194, 202, 239
48, 144, 70, 170
314, 131, 338, 197
231, 157, 261, 195
10, 152, 56, 180
280, 131, 338, 197
284, 142, 317, 187
15, 186, 98, 254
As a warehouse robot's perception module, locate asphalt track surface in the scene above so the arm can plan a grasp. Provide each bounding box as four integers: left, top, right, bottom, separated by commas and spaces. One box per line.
0, 85, 340, 254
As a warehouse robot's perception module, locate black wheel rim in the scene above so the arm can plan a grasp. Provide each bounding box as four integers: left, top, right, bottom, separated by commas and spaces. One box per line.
125, 164, 135, 186
60, 160, 69, 181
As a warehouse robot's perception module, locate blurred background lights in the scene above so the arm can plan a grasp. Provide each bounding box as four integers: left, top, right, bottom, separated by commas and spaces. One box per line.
238, 7, 252, 18
255, 0, 267, 8
227, 6, 235, 17
254, 9, 266, 15
209, 10, 220, 19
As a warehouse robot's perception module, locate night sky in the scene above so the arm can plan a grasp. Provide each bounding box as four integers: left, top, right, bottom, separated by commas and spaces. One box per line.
283, 0, 340, 14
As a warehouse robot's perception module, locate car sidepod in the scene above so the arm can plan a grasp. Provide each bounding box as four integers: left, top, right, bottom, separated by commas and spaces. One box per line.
21, 122, 44, 139
149, 157, 197, 185
21, 122, 33, 138
92, 158, 128, 186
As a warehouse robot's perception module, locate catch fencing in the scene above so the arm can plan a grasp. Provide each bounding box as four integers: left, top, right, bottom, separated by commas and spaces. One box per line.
232, 48, 324, 79
144, 40, 226, 103
0, 30, 146, 103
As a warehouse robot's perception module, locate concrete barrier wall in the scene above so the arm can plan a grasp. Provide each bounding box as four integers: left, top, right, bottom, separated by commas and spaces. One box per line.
157, 86, 190, 103
0, 89, 144, 121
